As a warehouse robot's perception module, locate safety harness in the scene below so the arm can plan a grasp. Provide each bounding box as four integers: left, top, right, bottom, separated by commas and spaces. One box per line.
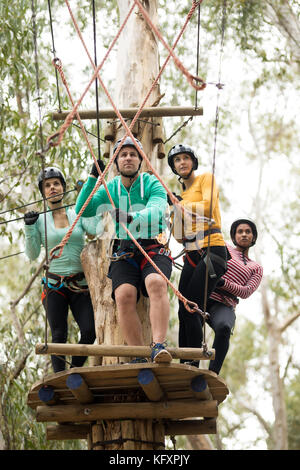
41, 271, 89, 301
110, 239, 173, 270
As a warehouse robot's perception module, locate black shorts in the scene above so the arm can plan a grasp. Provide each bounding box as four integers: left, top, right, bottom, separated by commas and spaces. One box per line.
108, 251, 172, 300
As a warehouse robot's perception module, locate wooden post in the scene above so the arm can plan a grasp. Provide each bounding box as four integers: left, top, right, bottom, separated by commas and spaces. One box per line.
52, 106, 203, 121
91, 422, 105, 450
137, 369, 164, 401
66, 373, 94, 404
35, 343, 215, 361
190, 375, 213, 401
38, 385, 58, 406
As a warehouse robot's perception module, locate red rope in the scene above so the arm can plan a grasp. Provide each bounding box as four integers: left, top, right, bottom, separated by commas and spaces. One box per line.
134, 0, 206, 91
47, 1, 208, 315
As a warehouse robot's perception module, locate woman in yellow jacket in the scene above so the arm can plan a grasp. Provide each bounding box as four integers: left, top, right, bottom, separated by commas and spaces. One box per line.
168, 144, 228, 367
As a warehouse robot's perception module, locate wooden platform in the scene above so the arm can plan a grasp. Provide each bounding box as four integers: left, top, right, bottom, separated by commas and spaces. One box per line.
28, 363, 228, 436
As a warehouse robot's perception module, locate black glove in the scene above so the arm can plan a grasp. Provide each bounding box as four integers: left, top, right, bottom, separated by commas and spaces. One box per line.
216, 277, 225, 287
90, 159, 105, 178
24, 211, 39, 225
111, 208, 133, 224
167, 192, 183, 205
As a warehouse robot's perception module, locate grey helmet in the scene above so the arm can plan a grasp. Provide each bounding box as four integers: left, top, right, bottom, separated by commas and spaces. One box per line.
167, 143, 198, 176
38, 167, 66, 196
113, 136, 144, 173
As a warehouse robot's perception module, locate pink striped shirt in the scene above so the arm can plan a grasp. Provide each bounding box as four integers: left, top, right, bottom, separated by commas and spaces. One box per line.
210, 244, 263, 308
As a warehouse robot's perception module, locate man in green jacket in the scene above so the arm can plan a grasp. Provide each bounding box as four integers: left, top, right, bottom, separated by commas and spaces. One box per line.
75, 137, 172, 363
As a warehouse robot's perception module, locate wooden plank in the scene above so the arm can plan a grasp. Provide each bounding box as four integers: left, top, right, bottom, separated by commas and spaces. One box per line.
35, 343, 215, 361
28, 365, 229, 410
66, 373, 94, 404
47, 424, 91, 440
36, 399, 218, 423
165, 418, 217, 436
137, 369, 164, 402
52, 106, 203, 121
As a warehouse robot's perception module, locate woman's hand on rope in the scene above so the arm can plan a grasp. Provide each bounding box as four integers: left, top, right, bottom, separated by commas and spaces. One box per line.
90, 159, 106, 178
167, 192, 182, 205
24, 211, 39, 225
110, 208, 133, 224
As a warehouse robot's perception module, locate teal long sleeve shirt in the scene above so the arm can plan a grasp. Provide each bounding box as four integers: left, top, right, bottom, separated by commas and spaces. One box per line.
75, 173, 168, 240
25, 207, 103, 283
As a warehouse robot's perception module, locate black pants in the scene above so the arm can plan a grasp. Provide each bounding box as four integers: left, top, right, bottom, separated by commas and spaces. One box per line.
206, 299, 235, 374
43, 287, 96, 373
178, 246, 227, 367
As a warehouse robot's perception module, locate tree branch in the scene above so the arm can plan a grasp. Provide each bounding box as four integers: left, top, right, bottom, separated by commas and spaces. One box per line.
280, 311, 300, 333
10, 257, 45, 310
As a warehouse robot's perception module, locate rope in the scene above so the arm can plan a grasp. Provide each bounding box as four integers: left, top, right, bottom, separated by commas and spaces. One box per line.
195, 2, 201, 109
57, 0, 209, 223
46, 0, 209, 315
91, 437, 165, 449
135, 0, 206, 91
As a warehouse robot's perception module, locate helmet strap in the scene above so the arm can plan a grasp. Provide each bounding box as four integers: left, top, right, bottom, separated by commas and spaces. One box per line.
49, 197, 64, 205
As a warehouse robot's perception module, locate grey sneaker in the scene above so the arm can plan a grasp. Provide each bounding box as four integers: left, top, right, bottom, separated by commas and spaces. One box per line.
151, 342, 172, 363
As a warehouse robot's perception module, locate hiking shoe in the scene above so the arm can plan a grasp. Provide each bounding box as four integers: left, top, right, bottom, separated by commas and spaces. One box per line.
128, 357, 148, 364
151, 342, 172, 363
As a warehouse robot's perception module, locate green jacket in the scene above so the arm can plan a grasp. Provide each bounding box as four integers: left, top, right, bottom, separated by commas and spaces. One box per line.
75, 172, 167, 239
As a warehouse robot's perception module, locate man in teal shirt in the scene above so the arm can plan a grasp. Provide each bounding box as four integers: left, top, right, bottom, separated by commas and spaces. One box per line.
75, 137, 172, 363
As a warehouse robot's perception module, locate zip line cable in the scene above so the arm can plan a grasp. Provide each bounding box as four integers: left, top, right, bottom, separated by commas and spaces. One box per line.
0, 203, 75, 226
92, 0, 102, 161
0, 187, 79, 216
31, 0, 50, 350
47, 0, 62, 113
201, 0, 228, 351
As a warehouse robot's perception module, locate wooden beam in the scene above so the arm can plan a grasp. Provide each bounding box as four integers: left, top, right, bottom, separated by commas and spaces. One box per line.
38, 385, 58, 406
137, 369, 164, 401
66, 373, 94, 404
46, 420, 217, 441
36, 399, 218, 423
52, 106, 203, 121
35, 343, 215, 361
47, 424, 91, 440
190, 375, 213, 401
165, 418, 217, 436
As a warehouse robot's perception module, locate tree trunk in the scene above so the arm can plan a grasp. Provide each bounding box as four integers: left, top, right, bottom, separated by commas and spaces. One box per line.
81, 0, 165, 449
261, 280, 288, 450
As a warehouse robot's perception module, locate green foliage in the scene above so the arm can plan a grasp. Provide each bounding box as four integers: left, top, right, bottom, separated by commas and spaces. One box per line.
1, 0, 300, 451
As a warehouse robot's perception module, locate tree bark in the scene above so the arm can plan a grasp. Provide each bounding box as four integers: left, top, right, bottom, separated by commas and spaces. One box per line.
81, 0, 164, 450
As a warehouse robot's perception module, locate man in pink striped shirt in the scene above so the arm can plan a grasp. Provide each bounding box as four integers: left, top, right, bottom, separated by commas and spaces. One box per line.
207, 218, 263, 375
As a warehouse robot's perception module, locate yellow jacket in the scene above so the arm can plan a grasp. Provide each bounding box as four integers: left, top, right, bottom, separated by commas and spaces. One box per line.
173, 173, 225, 250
